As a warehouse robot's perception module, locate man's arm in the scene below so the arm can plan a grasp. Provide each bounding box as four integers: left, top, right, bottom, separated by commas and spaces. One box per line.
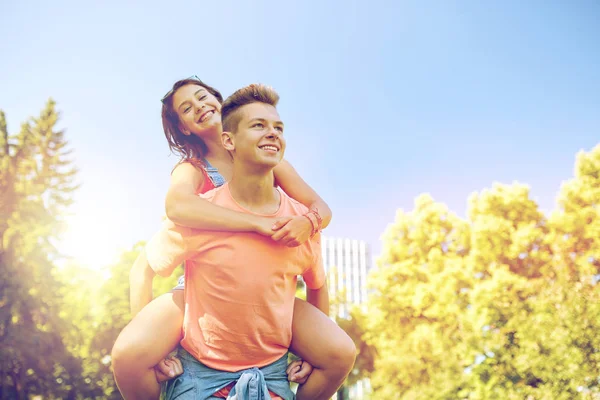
129, 250, 156, 316
306, 282, 330, 316
303, 233, 328, 314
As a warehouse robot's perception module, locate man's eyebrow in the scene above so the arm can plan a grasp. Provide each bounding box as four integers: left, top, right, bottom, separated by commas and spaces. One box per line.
247, 118, 284, 126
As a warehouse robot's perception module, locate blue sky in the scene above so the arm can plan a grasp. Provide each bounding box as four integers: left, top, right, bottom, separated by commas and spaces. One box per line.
1, 0, 599, 269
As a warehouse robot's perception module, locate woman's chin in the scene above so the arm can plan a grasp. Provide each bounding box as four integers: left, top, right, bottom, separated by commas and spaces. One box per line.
191, 122, 221, 137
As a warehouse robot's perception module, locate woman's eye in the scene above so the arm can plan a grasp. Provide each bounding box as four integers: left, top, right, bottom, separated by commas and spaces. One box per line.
198, 95, 207, 101
253, 123, 264, 128
275, 126, 284, 133
184, 107, 191, 113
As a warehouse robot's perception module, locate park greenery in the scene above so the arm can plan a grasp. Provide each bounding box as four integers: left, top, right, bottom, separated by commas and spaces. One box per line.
1, 102, 599, 399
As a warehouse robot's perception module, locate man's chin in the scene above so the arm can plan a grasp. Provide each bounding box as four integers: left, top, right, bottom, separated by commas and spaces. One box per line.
261, 160, 281, 169
247, 158, 282, 171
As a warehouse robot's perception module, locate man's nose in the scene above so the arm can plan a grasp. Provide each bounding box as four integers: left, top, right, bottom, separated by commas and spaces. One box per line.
266, 127, 280, 138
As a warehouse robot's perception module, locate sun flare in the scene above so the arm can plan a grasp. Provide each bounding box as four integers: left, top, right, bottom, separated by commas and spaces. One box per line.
58, 213, 121, 271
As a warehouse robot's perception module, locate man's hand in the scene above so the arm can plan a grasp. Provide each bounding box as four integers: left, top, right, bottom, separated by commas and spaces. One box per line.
286, 359, 313, 384
154, 355, 183, 383
271, 215, 313, 247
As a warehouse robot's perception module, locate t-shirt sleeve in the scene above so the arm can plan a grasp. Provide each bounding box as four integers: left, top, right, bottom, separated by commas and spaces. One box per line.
301, 233, 326, 290
145, 219, 195, 277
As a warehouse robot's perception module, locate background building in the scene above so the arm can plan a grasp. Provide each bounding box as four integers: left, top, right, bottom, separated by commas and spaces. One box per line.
321, 236, 373, 319
321, 236, 373, 399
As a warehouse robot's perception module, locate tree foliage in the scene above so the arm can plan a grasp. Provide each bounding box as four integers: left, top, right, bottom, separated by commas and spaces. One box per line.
0, 101, 85, 399
3, 101, 599, 399
0, 103, 180, 399
362, 144, 600, 399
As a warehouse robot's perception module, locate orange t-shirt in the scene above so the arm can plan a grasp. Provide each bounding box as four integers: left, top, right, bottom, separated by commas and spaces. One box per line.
146, 183, 325, 374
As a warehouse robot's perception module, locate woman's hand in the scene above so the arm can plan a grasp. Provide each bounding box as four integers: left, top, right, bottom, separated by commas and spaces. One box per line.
287, 359, 313, 384
271, 215, 313, 247
253, 216, 292, 237
154, 355, 183, 383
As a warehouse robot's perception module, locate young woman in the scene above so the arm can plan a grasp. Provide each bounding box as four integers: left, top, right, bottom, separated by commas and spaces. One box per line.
112, 77, 356, 400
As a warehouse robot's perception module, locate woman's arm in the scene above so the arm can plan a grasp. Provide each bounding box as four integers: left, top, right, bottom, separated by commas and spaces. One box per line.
271, 160, 332, 246
273, 159, 332, 229
165, 162, 268, 233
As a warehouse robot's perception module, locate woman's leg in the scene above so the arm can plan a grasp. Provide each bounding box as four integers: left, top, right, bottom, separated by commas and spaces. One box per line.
290, 298, 357, 400
112, 290, 185, 400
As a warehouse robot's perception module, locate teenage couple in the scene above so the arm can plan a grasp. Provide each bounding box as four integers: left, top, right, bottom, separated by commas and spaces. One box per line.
111, 78, 356, 400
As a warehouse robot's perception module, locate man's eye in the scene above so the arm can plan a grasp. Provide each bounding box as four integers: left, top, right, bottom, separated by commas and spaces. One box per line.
275, 126, 284, 133
253, 123, 264, 128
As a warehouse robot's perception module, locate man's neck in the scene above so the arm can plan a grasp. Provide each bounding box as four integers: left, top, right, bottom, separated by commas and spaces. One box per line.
228, 164, 280, 214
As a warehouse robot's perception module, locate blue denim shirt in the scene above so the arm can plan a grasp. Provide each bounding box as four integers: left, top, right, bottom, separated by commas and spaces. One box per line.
162, 348, 295, 400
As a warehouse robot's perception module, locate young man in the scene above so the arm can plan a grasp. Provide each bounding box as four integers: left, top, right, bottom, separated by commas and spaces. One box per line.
144, 84, 328, 399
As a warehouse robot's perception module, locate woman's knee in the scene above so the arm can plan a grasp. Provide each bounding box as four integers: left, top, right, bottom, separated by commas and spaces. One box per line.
111, 331, 137, 373
111, 324, 152, 375
325, 330, 356, 375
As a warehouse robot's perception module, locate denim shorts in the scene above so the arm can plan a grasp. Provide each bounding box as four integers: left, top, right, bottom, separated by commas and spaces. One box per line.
172, 275, 185, 291
162, 348, 294, 400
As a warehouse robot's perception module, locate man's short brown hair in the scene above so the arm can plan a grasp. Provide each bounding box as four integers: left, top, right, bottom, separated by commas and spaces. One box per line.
222, 84, 280, 133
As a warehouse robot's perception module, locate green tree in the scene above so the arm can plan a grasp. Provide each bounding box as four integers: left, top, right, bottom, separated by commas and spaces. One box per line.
365, 194, 472, 399
54, 264, 111, 399
0, 101, 86, 399
460, 183, 550, 399
92, 243, 182, 398
55, 241, 183, 399
336, 307, 375, 388
460, 147, 600, 399
362, 144, 600, 399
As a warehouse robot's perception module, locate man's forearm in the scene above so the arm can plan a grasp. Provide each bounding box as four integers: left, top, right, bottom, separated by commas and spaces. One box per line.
306, 283, 330, 316
129, 250, 156, 317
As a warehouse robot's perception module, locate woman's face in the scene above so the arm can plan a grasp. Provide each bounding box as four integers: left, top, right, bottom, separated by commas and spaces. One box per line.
172, 84, 222, 137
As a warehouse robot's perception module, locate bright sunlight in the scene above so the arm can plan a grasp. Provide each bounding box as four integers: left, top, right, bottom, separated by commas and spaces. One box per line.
58, 213, 121, 270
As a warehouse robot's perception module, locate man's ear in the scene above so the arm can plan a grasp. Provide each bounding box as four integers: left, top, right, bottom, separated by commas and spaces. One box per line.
222, 131, 235, 151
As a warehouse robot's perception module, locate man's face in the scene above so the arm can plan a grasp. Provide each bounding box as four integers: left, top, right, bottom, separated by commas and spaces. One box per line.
224, 102, 286, 169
